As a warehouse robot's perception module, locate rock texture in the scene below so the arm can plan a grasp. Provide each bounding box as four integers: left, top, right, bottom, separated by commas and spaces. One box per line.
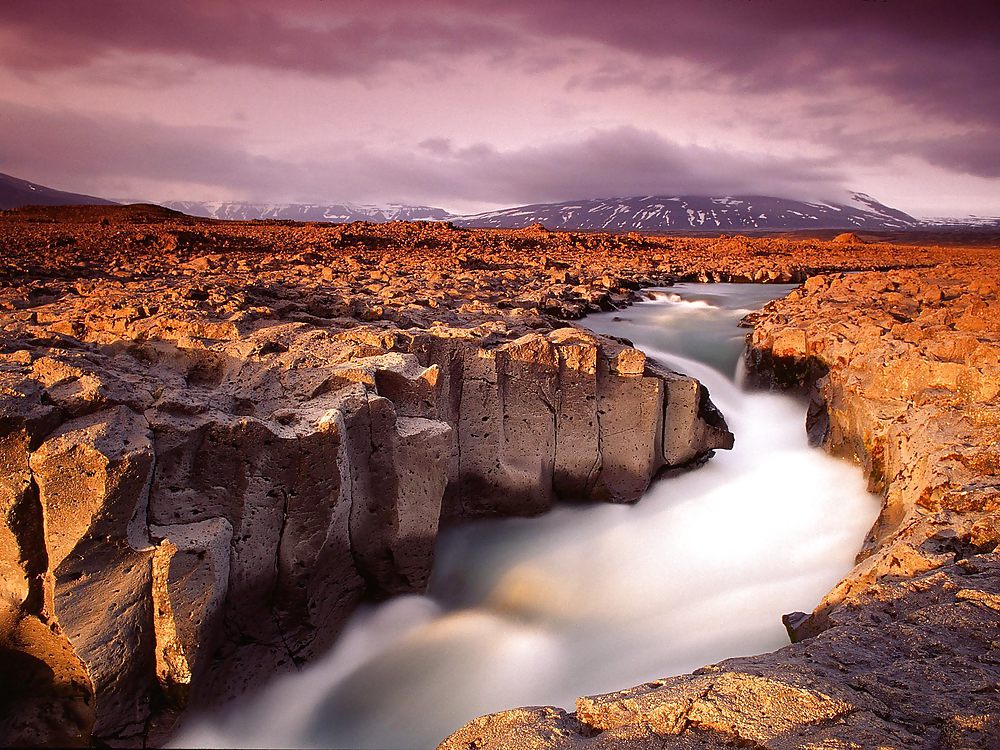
2, 207, 997, 747
0, 207, 743, 745
746, 267, 1000, 629
443, 263, 1000, 749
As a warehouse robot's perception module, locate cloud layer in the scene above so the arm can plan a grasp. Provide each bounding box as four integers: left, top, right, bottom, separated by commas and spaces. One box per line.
1, 1, 997, 214
0, 104, 843, 205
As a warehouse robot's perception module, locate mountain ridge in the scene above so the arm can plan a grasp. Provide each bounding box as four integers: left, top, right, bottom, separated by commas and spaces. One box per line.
3, 170, 992, 232
154, 193, 922, 231
0, 171, 116, 210
157, 200, 453, 223
453, 192, 920, 231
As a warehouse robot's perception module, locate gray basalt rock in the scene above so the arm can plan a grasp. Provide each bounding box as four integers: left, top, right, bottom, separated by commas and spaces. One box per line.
0, 326, 729, 742
441, 265, 1000, 750
29, 406, 157, 741
387, 416, 453, 590
389, 327, 733, 520
0, 218, 744, 745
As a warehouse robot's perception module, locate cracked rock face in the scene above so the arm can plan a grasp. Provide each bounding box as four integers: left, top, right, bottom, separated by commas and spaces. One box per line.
30, 406, 158, 741
0, 210, 738, 745
0, 327, 729, 743
442, 556, 1000, 750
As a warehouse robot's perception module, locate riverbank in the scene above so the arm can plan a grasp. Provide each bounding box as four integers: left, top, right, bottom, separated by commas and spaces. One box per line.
174, 284, 883, 748
443, 263, 1000, 749
1, 211, 734, 746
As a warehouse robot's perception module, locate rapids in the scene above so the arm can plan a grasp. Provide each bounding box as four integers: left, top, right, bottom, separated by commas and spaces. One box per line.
174, 283, 882, 749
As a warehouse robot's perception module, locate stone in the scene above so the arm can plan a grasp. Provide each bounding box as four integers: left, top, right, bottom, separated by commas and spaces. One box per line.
150, 517, 233, 704
29, 406, 157, 741
6, 209, 993, 746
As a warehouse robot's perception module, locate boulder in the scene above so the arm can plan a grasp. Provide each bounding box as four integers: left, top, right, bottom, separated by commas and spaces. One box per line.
29, 406, 156, 741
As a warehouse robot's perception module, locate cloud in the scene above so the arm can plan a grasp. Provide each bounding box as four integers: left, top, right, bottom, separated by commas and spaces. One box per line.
0, 102, 294, 198
5, 0, 998, 132
353, 128, 844, 205
0, 102, 845, 208
417, 138, 454, 156
539, 1, 1000, 146
764, 118, 1000, 182
1, 1, 995, 207
914, 132, 1000, 179
0, 1, 519, 79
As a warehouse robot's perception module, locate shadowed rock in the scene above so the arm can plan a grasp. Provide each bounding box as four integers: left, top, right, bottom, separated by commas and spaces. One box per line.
0, 213, 741, 743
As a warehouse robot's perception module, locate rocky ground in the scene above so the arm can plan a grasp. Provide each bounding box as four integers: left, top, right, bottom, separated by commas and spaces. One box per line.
0, 205, 997, 747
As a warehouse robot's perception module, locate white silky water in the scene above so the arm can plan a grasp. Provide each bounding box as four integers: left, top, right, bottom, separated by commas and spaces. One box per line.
174, 283, 882, 749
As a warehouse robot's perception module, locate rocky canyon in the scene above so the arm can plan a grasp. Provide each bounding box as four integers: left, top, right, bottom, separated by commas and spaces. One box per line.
0, 205, 997, 748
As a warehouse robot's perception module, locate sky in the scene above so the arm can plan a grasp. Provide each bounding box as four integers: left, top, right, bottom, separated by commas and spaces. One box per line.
0, 0, 998, 217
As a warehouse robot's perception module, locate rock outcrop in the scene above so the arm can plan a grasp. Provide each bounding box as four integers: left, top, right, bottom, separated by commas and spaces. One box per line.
0, 329, 730, 743
2, 209, 997, 747
0, 210, 740, 745
745, 266, 1000, 631
442, 263, 1000, 749
443, 557, 1000, 749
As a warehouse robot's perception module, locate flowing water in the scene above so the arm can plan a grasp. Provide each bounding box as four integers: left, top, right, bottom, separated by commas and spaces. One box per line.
174, 283, 882, 749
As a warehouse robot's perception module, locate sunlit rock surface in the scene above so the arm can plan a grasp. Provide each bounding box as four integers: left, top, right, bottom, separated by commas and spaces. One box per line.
0, 207, 745, 745
1, 207, 997, 746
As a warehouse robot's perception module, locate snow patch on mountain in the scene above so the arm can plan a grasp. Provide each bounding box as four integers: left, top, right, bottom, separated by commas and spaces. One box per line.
157, 201, 452, 223
454, 194, 921, 231
147, 193, 939, 232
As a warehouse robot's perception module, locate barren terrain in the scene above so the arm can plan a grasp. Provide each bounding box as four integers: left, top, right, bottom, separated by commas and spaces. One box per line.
0, 205, 997, 747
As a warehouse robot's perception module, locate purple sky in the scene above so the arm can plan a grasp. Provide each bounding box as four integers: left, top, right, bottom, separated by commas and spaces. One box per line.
1, 0, 998, 216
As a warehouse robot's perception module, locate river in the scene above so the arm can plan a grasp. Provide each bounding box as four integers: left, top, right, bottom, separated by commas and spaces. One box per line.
174, 283, 882, 749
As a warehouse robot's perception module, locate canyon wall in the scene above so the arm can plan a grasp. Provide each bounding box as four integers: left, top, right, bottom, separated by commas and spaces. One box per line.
0, 280, 730, 745
2, 210, 997, 747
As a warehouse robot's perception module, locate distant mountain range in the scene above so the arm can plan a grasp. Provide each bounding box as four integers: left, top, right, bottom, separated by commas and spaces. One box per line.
157, 200, 453, 223
0, 171, 115, 210
921, 214, 1000, 229
454, 193, 922, 231
2, 171, 996, 232
154, 193, 925, 231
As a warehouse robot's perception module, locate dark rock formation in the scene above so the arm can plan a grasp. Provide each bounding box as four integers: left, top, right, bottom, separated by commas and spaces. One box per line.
0, 330, 730, 743
1, 210, 996, 747
0, 211, 740, 745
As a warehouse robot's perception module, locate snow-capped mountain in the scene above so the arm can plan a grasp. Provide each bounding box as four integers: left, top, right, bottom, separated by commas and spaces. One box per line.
158, 193, 921, 231
921, 215, 1000, 229
0, 170, 941, 233
157, 201, 452, 223
0, 171, 116, 210
453, 193, 920, 231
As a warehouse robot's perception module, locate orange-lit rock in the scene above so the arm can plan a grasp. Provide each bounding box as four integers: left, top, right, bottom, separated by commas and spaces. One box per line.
0, 207, 741, 743
2, 207, 997, 747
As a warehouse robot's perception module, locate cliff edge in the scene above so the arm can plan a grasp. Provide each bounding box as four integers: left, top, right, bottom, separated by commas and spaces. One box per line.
0, 214, 736, 745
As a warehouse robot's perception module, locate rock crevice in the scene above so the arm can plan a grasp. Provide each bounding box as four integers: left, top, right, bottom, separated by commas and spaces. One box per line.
3, 212, 994, 748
